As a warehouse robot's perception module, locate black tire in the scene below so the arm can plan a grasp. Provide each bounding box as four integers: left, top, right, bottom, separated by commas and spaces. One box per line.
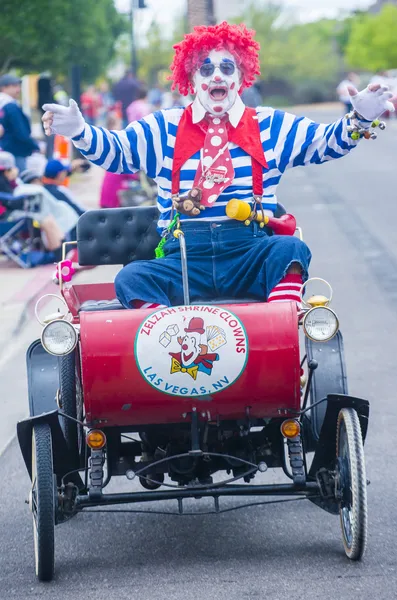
59, 353, 79, 466
336, 408, 368, 560
31, 424, 55, 581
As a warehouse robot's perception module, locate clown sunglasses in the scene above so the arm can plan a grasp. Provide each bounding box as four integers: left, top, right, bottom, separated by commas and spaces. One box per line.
199, 61, 236, 78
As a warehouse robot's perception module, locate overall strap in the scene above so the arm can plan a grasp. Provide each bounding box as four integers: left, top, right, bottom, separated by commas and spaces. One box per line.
251, 157, 264, 198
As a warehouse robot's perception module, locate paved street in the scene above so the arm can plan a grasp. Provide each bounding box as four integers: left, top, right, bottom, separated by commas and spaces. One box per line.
1, 109, 397, 598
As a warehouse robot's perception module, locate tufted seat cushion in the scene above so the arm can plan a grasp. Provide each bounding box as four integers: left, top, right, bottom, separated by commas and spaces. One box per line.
78, 297, 259, 312
76, 204, 288, 267
77, 206, 160, 266
79, 299, 124, 311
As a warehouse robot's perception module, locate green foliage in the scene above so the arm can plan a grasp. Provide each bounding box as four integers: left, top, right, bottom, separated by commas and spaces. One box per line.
345, 4, 397, 71
135, 18, 188, 85
0, 0, 128, 81
236, 5, 339, 85
232, 3, 342, 103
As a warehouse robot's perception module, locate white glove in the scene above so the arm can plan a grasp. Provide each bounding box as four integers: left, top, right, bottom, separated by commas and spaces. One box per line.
42, 99, 86, 138
348, 84, 395, 121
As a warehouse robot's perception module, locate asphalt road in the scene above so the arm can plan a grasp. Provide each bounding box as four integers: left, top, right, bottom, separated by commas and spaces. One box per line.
1, 109, 397, 599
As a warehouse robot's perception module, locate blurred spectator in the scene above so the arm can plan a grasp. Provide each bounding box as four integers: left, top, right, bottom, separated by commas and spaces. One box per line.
100, 170, 143, 209
148, 84, 164, 110
80, 85, 100, 126
42, 159, 86, 216
241, 84, 262, 108
0, 151, 19, 201
336, 72, 361, 114
97, 81, 113, 126
161, 89, 189, 109
112, 69, 141, 128
0, 74, 40, 172
126, 86, 152, 123
106, 106, 122, 131
98, 81, 113, 108
0, 152, 78, 259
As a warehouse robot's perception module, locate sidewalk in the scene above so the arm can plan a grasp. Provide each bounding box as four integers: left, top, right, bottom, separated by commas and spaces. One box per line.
0, 165, 106, 352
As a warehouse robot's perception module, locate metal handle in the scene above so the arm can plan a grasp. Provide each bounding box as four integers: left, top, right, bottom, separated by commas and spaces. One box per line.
174, 229, 190, 305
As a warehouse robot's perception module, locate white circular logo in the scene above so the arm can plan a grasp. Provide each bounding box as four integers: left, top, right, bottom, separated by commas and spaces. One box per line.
135, 306, 248, 397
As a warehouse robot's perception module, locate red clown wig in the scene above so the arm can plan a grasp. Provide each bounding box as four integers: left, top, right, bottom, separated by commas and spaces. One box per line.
170, 21, 261, 96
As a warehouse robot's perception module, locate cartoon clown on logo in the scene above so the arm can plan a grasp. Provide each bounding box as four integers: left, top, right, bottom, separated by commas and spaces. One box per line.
169, 317, 220, 380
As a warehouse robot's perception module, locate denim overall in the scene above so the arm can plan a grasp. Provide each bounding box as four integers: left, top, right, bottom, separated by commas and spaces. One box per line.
115, 219, 311, 308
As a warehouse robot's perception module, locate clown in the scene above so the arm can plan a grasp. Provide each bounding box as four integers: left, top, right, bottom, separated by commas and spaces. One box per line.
169, 317, 219, 379
42, 22, 395, 309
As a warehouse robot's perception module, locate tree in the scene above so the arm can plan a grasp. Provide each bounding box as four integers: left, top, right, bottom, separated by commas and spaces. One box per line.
345, 4, 397, 71
115, 17, 187, 86
232, 4, 341, 103
0, 0, 128, 81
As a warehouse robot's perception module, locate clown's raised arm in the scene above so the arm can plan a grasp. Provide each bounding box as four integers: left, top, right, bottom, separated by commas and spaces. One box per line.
42, 22, 394, 228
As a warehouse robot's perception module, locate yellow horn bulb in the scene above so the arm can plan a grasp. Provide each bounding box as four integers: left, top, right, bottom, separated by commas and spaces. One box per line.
226, 199, 251, 221
305, 294, 329, 308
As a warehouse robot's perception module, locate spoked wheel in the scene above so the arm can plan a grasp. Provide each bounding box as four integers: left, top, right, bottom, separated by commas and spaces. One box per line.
336, 408, 368, 560
31, 423, 55, 581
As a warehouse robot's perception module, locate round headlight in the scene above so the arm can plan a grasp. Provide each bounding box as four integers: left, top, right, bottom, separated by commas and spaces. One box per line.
41, 320, 78, 356
303, 307, 339, 342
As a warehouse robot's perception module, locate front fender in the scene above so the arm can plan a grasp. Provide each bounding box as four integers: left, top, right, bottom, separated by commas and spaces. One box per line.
21, 340, 83, 487
26, 339, 59, 417
309, 393, 369, 479
17, 410, 83, 488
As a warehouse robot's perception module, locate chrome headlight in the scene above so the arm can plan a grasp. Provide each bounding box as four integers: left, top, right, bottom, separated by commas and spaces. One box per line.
41, 319, 78, 356
302, 307, 339, 342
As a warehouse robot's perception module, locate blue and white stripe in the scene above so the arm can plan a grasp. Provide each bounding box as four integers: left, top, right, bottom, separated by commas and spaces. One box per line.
72, 106, 359, 231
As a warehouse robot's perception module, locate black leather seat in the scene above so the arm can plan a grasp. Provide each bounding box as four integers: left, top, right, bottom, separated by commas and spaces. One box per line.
76, 204, 287, 312
79, 299, 124, 311
77, 204, 287, 267
78, 297, 259, 312
77, 206, 160, 267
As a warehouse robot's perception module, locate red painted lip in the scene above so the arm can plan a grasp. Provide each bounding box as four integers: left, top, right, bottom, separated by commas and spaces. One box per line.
209, 85, 228, 101
182, 351, 194, 363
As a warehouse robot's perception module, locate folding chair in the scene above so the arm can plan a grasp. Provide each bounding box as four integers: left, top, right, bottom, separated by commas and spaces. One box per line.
0, 218, 34, 268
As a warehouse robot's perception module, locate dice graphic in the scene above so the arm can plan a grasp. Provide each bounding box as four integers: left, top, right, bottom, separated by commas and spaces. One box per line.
159, 331, 171, 347
166, 324, 179, 336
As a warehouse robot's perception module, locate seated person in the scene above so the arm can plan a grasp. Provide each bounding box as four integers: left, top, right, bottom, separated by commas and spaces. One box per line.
14, 167, 80, 255
41, 158, 87, 216
0, 152, 65, 261
0, 151, 24, 217
15, 169, 79, 240
42, 23, 394, 309
99, 171, 141, 209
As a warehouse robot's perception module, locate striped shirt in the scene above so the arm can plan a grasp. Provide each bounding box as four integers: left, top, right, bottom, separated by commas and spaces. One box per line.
72, 106, 359, 232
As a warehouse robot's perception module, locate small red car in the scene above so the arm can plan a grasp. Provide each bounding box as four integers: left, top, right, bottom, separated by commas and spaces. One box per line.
17, 206, 369, 581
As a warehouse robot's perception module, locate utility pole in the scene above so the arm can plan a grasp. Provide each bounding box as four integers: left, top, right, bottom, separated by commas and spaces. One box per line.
130, 0, 138, 74
130, 0, 146, 74
187, 0, 215, 30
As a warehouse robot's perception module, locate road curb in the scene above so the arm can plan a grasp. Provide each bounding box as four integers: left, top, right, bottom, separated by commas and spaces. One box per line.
12, 272, 57, 336
0, 431, 19, 460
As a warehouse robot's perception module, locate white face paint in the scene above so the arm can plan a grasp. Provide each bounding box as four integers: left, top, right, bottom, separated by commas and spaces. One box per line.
193, 49, 242, 117
180, 333, 201, 366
